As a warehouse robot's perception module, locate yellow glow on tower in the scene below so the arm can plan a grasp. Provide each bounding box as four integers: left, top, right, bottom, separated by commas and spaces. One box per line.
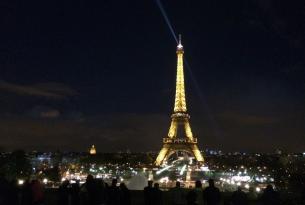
174, 36, 187, 113
155, 35, 204, 166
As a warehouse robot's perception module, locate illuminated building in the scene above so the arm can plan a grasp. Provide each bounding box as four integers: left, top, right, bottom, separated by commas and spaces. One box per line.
89, 145, 96, 155
155, 35, 204, 166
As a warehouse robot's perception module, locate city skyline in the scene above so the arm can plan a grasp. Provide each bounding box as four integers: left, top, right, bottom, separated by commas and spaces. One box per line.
1, 0, 305, 152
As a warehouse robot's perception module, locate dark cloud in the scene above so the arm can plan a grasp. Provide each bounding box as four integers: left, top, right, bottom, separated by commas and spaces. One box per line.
0, 110, 304, 153
26, 106, 61, 119
0, 113, 169, 152
0, 81, 78, 99
219, 111, 278, 126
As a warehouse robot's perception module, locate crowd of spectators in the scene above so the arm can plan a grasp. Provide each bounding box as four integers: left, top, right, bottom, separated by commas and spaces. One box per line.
0, 175, 283, 205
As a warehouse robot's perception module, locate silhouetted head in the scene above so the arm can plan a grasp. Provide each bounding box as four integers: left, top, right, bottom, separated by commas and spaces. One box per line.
148, 180, 153, 187
195, 180, 202, 188
72, 182, 79, 189
86, 174, 94, 183
154, 183, 159, 189
10, 179, 17, 186
24, 179, 30, 186
208, 179, 215, 187
112, 178, 117, 187
237, 186, 242, 192
120, 182, 127, 190
265, 184, 273, 192
31, 179, 39, 185
176, 181, 181, 188
62, 180, 69, 187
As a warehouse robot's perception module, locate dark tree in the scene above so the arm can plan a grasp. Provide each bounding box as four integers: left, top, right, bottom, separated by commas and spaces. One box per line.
0, 150, 32, 180
44, 165, 60, 182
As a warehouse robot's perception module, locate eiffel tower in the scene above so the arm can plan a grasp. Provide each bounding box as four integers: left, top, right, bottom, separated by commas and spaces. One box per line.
155, 35, 204, 166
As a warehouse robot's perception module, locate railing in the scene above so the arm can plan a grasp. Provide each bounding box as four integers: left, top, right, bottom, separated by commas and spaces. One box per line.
163, 138, 197, 144
171, 112, 190, 119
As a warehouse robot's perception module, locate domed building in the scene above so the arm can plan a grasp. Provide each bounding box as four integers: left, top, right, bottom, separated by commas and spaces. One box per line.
89, 145, 96, 155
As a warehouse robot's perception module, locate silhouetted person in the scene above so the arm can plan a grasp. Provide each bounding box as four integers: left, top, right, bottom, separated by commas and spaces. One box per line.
247, 187, 257, 203
194, 180, 203, 205
261, 185, 279, 205
144, 180, 154, 205
152, 183, 162, 205
186, 189, 197, 205
8, 179, 19, 205
0, 177, 10, 205
104, 183, 110, 203
21, 180, 32, 205
58, 180, 70, 205
203, 179, 221, 205
170, 181, 185, 205
70, 181, 80, 205
302, 186, 305, 204
81, 175, 98, 205
31, 180, 44, 205
95, 179, 106, 205
231, 186, 247, 205
119, 183, 131, 205
107, 178, 120, 205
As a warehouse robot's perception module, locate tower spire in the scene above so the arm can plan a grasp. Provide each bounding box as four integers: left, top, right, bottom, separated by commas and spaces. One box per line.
177, 34, 183, 50
174, 34, 186, 113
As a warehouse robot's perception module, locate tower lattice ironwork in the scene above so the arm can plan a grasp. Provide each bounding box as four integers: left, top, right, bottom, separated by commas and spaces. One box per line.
155, 35, 204, 166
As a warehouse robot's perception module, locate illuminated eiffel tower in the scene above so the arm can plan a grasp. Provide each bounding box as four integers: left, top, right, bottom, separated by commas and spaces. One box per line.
155, 35, 204, 166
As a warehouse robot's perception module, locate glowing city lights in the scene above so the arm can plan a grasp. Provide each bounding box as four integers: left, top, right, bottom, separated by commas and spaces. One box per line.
43, 178, 48, 184
180, 165, 187, 176
18, 179, 24, 185
156, 165, 173, 175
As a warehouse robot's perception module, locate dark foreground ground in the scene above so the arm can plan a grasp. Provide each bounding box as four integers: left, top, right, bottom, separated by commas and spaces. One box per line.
43, 189, 304, 205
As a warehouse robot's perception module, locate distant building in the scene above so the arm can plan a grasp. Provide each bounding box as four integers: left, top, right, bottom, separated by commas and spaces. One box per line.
89, 145, 96, 155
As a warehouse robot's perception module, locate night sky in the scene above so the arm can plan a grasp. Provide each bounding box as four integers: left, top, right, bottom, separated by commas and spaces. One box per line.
1, 0, 305, 152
